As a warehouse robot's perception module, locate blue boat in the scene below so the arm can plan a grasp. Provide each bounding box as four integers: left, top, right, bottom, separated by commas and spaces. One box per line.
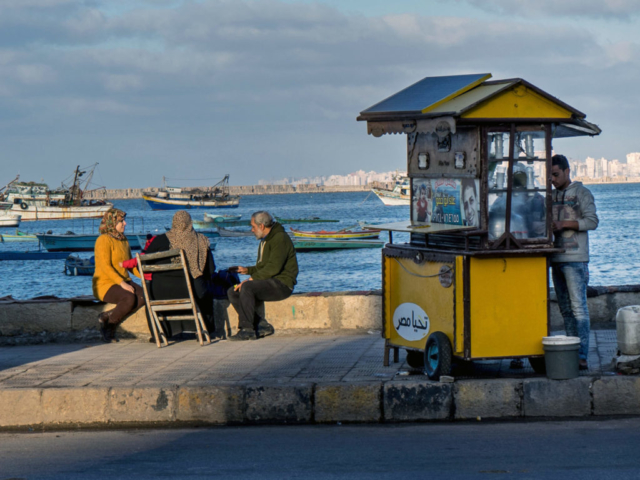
64, 255, 95, 276
0, 251, 69, 261
36, 233, 145, 252
37, 230, 220, 252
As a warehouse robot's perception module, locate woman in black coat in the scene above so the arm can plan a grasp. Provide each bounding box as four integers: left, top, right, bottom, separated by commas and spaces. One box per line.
145, 211, 215, 336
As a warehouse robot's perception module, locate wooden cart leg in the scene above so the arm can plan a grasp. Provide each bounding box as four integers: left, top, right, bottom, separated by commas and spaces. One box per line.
384, 343, 390, 367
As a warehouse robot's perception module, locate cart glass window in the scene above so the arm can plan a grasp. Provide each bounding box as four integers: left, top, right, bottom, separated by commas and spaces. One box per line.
487, 129, 548, 241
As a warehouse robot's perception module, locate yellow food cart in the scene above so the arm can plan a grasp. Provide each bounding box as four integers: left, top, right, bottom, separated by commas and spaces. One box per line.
357, 73, 600, 379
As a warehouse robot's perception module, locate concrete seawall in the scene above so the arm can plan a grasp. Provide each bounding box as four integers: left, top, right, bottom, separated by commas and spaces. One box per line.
84, 184, 375, 200
0, 286, 638, 345
1, 287, 639, 430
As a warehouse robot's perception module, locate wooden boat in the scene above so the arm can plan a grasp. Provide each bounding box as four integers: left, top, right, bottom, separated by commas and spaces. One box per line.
215, 227, 254, 237
0, 230, 37, 242
0, 251, 69, 261
38, 229, 220, 252
204, 213, 242, 222
371, 177, 410, 206
64, 255, 95, 276
275, 216, 339, 224
0, 165, 113, 221
290, 228, 380, 240
36, 232, 144, 252
143, 175, 240, 210
208, 216, 339, 228
0, 211, 20, 227
293, 238, 384, 251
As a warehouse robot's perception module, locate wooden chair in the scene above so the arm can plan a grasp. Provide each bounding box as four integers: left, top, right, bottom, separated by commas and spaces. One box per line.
136, 248, 211, 348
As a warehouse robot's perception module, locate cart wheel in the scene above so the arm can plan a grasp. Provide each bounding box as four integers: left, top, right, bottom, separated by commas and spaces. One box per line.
528, 356, 546, 374
423, 332, 452, 380
406, 350, 424, 369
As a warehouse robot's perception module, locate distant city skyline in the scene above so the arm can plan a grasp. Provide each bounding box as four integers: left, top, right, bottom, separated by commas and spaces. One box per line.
260, 151, 640, 187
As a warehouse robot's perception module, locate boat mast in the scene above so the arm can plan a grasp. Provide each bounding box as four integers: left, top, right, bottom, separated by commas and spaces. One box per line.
69, 165, 81, 205
0, 175, 19, 202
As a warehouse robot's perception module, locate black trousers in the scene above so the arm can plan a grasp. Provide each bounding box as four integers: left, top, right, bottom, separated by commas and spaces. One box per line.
227, 279, 292, 330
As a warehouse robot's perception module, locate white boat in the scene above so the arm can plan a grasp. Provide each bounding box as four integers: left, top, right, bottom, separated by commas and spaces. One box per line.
0, 165, 112, 221
0, 210, 20, 227
143, 175, 240, 210
371, 177, 410, 206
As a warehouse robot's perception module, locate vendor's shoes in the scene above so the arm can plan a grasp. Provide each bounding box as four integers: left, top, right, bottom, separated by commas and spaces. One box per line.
579, 359, 589, 371
256, 320, 275, 338
228, 329, 257, 341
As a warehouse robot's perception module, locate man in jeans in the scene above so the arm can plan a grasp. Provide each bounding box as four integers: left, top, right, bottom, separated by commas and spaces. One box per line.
551, 154, 599, 370
227, 211, 299, 341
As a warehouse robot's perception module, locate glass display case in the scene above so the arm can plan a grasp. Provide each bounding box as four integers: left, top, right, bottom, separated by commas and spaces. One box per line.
487, 128, 549, 244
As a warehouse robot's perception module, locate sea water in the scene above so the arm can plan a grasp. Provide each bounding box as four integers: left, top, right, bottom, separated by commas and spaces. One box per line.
0, 184, 634, 299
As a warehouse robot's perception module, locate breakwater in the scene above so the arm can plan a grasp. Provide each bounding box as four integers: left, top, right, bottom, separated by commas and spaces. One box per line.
84, 184, 377, 200
0, 286, 635, 345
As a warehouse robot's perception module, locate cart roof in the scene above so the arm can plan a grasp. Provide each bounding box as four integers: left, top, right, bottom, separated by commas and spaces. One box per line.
358, 74, 601, 137
360, 73, 491, 116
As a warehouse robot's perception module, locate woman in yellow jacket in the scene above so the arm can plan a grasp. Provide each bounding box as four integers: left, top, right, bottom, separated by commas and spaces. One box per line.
92, 208, 144, 342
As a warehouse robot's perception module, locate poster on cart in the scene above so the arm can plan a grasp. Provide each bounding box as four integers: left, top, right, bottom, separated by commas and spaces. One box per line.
412, 178, 479, 227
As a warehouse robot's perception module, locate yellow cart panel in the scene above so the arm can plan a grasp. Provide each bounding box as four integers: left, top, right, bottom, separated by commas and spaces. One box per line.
469, 257, 548, 358
384, 254, 455, 350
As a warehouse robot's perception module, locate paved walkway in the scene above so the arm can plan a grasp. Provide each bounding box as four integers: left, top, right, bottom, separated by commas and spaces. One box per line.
0, 330, 617, 388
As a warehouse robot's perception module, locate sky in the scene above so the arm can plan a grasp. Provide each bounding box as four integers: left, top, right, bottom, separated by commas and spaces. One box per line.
2, 0, 640, 189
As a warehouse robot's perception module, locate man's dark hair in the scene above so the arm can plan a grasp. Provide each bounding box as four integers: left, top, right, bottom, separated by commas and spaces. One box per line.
461, 178, 477, 197
552, 154, 570, 170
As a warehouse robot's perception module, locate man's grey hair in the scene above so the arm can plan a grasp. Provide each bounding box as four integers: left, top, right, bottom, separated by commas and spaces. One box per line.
251, 211, 275, 228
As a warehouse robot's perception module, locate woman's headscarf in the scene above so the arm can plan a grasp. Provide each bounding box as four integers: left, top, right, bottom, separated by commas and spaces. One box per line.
99, 208, 127, 241
165, 210, 210, 278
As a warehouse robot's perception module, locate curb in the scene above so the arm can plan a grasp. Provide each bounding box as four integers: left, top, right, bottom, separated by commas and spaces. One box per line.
0, 375, 637, 430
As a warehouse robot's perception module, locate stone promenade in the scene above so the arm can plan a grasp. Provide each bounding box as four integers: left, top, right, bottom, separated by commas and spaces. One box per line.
0, 329, 637, 430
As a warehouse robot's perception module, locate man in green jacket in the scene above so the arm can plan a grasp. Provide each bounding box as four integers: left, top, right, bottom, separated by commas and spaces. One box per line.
227, 211, 299, 341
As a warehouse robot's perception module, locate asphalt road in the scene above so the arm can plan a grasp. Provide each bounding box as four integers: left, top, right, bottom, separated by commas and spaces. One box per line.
2, 419, 640, 479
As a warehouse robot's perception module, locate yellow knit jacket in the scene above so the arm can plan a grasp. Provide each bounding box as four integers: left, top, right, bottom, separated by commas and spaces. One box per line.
92, 234, 140, 300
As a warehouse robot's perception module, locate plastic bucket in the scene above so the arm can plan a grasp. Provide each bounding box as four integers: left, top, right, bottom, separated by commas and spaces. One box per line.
542, 336, 580, 380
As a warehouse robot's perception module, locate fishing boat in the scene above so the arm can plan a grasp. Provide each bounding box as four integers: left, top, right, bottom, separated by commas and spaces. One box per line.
290, 228, 380, 240
275, 216, 339, 224
293, 238, 384, 251
36, 232, 143, 252
64, 255, 95, 276
37, 230, 220, 252
371, 176, 410, 206
143, 175, 240, 210
204, 213, 242, 222
215, 227, 254, 237
0, 165, 112, 221
0, 230, 37, 242
0, 251, 69, 261
0, 211, 21, 227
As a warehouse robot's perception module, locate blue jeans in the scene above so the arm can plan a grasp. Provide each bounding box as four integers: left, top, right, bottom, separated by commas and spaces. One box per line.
551, 262, 590, 360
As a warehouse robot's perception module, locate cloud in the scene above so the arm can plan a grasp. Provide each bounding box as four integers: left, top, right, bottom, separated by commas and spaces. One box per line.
0, 0, 637, 187
453, 0, 640, 19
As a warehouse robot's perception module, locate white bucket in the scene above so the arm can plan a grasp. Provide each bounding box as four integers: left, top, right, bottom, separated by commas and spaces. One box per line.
616, 306, 640, 355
